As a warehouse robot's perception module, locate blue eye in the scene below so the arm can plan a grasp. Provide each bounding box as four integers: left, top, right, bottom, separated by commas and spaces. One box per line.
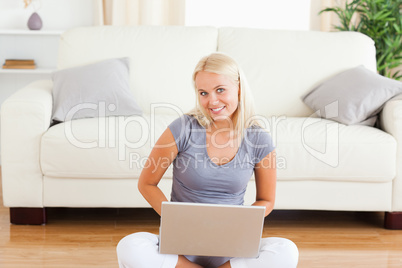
217, 88, 225, 93
200, 92, 207, 96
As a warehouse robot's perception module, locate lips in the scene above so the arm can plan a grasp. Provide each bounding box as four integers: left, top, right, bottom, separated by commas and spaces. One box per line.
210, 106, 225, 113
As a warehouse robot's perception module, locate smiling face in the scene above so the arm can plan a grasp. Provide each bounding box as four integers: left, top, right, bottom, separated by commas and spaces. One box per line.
195, 71, 240, 123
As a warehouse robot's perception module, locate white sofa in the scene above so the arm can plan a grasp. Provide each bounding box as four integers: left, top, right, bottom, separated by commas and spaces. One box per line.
1, 26, 401, 228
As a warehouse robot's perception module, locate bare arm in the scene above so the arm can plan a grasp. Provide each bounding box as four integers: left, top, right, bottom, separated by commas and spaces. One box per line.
252, 149, 276, 217
138, 127, 178, 216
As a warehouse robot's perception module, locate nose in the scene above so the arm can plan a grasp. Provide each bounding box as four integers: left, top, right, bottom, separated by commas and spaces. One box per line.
208, 94, 219, 105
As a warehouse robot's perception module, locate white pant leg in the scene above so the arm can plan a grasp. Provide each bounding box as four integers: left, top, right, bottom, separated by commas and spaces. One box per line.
230, 237, 299, 268
116, 232, 179, 268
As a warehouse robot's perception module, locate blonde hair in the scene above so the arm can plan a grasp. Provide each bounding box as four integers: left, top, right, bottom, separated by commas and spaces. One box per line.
187, 52, 260, 140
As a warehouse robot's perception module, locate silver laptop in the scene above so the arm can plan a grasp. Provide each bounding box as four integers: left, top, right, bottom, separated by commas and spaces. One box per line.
159, 201, 265, 258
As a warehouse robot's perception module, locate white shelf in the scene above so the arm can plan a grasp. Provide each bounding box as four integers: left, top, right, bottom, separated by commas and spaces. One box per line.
0, 30, 60, 76
0, 68, 56, 74
0, 28, 59, 101
0, 29, 64, 36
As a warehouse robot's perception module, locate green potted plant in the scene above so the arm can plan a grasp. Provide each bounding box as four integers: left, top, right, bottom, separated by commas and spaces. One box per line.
320, 0, 402, 80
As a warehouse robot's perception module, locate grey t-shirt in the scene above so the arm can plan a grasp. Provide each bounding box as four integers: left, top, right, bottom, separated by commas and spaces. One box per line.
168, 115, 275, 205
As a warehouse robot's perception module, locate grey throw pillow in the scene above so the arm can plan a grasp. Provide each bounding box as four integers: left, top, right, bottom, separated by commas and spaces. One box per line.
302, 65, 402, 126
52, 57, 142, 123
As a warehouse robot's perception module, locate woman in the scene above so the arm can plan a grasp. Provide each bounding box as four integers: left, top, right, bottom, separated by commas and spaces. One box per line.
117, 53, 299, 268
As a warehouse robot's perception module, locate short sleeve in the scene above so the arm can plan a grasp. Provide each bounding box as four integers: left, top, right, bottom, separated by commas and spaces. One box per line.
168, 115, 191, 152
245, 127, 275, 164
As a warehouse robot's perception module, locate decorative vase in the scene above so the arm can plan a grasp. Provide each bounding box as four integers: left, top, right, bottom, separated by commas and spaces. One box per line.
27, 12, 42, 30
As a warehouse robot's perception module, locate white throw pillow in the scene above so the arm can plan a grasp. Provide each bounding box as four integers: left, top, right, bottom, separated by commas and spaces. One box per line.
52, 57, 142, 123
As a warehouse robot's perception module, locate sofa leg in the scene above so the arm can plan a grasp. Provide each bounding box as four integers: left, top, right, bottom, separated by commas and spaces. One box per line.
10, 208, 47, 225
384, 212, 402, 229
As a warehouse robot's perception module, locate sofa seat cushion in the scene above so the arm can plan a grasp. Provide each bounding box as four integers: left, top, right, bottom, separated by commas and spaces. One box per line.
41, 114, 178, 179
275, 117, 396, 182
41, 116, 396, 183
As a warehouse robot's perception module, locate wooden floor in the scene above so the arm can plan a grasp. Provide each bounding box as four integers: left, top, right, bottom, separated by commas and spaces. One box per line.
1, 177, 402, 267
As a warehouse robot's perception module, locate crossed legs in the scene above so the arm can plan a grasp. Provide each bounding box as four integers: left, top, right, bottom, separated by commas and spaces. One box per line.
117, 232, 299, 268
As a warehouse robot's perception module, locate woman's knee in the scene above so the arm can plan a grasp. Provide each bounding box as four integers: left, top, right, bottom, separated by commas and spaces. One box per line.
117, 232, 159, 253
116, 232, 160, 267
260, 237, 299, 267
117, 232, 179, 268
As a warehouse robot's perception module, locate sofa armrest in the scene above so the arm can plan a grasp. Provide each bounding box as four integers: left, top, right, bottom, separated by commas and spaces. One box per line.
380, 96, 402, 211
1, 80, 53, 207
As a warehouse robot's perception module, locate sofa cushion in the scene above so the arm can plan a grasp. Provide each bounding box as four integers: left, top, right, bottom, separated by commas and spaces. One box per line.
52, 57, 142, 122
40, 116, 396, 183
217, 28, 377, 118
274, 117, 396, 182
302, 65, 402, 126
57, 26, 218, 115
41, 114, 178, 179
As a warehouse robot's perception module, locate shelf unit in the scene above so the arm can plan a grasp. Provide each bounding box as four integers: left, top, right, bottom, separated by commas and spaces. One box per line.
0, 29, 63, 104
0, 68, 55, 74
0, 29, 63, 74
0, 29, 64, 35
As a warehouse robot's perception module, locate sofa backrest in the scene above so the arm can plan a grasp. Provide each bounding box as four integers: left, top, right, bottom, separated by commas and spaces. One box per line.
58, 26, 376, 117
57, 26, 218, 115
218, 27, 377, 117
